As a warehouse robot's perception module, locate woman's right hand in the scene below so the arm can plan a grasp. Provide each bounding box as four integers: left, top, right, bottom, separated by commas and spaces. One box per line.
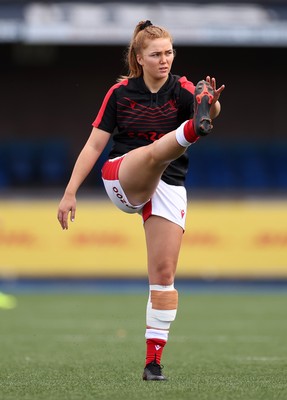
57, 193, 77, 230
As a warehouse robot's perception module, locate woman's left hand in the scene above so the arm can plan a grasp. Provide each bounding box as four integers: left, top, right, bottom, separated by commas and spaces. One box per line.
206, 76, 225, 103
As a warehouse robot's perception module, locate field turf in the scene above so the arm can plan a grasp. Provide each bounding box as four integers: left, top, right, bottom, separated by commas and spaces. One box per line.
0, 291, 287, 400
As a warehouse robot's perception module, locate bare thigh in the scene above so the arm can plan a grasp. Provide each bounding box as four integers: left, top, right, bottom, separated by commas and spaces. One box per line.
118, 132, 186, 206
144, 215, 184, 285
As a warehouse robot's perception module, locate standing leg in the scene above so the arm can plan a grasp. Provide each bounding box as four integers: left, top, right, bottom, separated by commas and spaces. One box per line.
142, 216, 183, 381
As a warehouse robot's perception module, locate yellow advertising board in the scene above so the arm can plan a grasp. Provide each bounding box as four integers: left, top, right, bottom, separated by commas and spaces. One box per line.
0, 199, 286, 278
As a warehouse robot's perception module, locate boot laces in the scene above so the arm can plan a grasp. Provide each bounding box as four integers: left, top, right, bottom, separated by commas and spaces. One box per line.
148, 361, 164, 376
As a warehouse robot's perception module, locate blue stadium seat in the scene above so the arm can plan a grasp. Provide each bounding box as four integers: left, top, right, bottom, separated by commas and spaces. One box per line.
39, 140, 70, 185
204, 146, 238, 189
269, 144, 287, 189
7, 142, 37, 185
236, 145, 271, 189
0, 144, 10, 188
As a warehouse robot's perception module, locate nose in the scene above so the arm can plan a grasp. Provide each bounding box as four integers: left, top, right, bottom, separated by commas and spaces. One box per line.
160, 55, 167, 64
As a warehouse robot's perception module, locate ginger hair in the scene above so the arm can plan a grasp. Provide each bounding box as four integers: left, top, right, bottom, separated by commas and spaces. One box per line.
118, 20, 173, 81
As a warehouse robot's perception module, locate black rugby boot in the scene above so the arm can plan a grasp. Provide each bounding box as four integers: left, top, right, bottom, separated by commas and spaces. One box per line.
143, 361, 167, 381
194, 80, 214, 136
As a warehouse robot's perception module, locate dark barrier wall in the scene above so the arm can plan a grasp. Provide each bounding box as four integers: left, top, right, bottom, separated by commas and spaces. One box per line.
0, 44, 286, 189
1, 44, 285, 143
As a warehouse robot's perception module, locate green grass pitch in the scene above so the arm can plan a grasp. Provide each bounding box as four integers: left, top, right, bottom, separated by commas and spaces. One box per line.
0, 291, 287, 400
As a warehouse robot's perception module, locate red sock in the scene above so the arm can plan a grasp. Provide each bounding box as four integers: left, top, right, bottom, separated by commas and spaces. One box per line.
145, 338, 167, 366
183, 119, 199, 143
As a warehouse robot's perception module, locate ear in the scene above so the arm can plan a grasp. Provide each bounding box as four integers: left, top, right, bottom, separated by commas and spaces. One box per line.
136, 54, 143, 66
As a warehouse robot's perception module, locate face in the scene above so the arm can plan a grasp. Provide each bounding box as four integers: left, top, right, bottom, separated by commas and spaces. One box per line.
137, 38, 174, 82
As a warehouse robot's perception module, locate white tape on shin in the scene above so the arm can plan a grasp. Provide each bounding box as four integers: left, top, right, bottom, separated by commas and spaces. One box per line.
146, 287, 178, 329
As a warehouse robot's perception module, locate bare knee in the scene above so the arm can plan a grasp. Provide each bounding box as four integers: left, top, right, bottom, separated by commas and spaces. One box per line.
149, 259, 176, 285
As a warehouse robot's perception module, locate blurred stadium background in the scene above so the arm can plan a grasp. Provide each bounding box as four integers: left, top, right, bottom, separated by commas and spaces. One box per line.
0, 0, 287, 289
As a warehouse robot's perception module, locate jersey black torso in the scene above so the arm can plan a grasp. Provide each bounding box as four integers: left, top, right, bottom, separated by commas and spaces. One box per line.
93, 74, 195, 186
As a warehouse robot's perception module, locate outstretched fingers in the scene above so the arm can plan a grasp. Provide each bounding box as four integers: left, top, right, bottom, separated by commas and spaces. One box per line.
205, 76, 225, 103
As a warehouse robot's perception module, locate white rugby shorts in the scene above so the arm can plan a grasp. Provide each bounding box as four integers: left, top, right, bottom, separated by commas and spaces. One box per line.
101, 156, 187, 230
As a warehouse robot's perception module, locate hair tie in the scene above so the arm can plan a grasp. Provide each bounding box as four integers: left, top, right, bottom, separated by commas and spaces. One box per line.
139, 20, 153, 31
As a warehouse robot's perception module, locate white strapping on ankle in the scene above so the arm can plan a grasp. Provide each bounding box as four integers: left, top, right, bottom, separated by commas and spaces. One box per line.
175, 121, 192, 147
145, 328, 169, 341
150, 284, 175, 291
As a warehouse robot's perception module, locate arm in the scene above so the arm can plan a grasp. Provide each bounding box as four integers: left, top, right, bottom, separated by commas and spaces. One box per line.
206, 76, 225, 119
57, 127, 111, 230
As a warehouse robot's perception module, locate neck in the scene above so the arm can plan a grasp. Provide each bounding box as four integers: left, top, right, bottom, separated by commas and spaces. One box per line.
143, 75, 168, 93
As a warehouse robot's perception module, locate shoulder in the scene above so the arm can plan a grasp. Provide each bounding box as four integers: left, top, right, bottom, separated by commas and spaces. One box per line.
176, 76, 195, 94
99, 79, 130, 106
107, 79, 129, 95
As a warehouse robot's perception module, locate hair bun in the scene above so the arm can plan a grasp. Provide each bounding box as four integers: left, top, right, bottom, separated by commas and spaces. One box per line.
139, 20, 153, 31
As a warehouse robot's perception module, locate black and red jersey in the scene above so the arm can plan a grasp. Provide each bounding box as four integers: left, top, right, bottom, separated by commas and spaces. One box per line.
92, 73, 195, 186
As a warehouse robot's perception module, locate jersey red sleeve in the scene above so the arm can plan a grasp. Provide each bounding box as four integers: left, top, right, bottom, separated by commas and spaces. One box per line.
178, 76, 195, 94
177, 76, 195, 119
92, 79, 129, 133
